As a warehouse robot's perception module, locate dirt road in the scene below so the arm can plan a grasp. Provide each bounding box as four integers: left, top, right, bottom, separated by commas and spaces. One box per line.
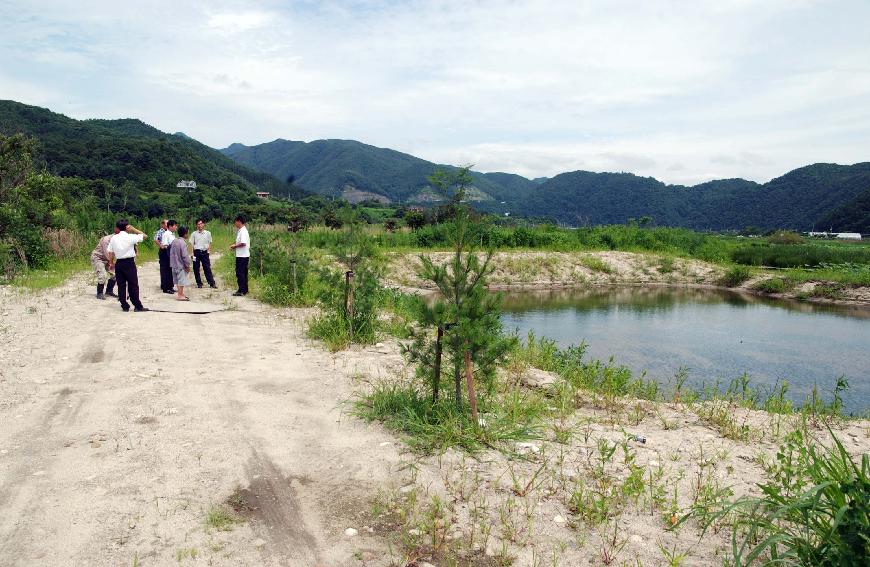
0, 261, 403, 566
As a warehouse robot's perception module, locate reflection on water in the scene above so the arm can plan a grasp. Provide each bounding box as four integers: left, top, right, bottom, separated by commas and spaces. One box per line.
500, 287, 870, 414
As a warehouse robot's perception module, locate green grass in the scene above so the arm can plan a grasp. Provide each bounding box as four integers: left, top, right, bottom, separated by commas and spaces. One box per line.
720, 264, 752, 287
579, 255, 615, 274
752, 277, 793, 294
204, 506, 239, 531
688, 428, 870, 565
352, 377, 546, 453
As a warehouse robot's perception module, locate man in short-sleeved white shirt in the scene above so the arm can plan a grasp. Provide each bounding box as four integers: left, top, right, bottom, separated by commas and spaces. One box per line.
190, 218, 216, 288
229, 215, 250, 296
106, 219, 149, 312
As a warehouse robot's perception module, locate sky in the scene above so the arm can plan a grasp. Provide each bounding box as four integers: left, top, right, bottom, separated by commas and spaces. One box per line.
1, 0, 869, 185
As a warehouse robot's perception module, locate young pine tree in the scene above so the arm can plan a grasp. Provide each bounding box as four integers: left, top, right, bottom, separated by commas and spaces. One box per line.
404, 167, 514, 417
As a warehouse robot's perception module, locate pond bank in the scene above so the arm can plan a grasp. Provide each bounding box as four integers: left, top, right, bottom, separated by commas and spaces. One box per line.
385, 250, 870, 307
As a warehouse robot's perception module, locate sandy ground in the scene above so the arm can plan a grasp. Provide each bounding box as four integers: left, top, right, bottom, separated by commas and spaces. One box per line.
0, 261, 403, 567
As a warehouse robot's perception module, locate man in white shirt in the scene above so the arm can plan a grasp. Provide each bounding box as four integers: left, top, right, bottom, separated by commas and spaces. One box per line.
159, 219, 177, 294
190, 218, 216, 288
106, 219, 149, 312
229, 214, 250, 296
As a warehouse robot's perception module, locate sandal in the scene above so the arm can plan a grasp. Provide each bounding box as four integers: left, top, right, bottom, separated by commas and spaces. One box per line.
176, 296, 190, 301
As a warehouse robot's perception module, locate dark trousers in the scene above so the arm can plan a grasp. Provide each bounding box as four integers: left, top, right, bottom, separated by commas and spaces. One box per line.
115, 258, 143, 310
158, 248, 172, 291
193, 250, 216, 287
235, 257, 249, 294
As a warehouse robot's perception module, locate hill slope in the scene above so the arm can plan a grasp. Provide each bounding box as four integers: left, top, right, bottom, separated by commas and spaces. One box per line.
0, 100, 304, 200
223, 137, 870, 230
221, 138, 537, 204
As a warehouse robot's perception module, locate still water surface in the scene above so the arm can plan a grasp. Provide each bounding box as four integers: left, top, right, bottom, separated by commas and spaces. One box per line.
500, 287, 870, 414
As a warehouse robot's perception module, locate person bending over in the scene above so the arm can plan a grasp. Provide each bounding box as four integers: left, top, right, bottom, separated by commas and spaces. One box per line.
91, 228, 118, 300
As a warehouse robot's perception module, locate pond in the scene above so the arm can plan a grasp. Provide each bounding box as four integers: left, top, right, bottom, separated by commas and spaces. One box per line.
499, 286, 870, 415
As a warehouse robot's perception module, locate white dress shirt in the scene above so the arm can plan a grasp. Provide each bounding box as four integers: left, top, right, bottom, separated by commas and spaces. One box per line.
107, 231, 144, 260
235, 226, 250, 258
160, 230, 176, 248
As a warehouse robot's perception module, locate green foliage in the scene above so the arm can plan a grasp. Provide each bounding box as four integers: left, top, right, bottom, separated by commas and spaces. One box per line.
721, 265, 752, 287
690, 429, 869, 566
352, 378, 545, 453
0, 100, 309, 223
308, 216, 382, 350
405, 168, 516, 408
767, 231, 804, 245
753, 277, 791, 294
249, 232, 319, 307
733, 243, 870, 268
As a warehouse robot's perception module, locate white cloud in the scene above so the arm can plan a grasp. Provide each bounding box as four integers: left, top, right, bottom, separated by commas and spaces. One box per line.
0, 0, 868, 185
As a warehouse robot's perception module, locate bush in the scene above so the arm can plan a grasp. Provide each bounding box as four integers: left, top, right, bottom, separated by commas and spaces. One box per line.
753, 277, 789, 294
721, 265, 752, 287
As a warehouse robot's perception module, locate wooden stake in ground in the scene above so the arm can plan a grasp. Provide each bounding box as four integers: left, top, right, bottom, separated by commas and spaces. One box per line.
344, 270, 355, 340
464, 347, 479, 425
432, 325, 443, 403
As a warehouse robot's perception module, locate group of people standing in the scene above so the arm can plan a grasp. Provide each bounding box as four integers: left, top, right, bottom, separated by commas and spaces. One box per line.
89, 215, 251, 312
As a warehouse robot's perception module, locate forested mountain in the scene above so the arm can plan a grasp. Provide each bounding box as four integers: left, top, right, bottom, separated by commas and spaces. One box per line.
3, 99, 866, 231
221, 138, 536, 204
0, 100, 307, 219
225, 137, 870, 231
522, 164, 870, 230
816, 188, 870, 233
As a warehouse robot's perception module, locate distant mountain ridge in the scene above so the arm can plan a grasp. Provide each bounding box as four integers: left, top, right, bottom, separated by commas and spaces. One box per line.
222, 137, 870, 231
0, 100, 304, 200
222, 138, 538, 205
2, 99, 866, 231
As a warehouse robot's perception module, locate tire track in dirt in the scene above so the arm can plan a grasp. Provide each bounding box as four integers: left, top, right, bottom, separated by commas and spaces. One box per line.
234, 450, 321, 566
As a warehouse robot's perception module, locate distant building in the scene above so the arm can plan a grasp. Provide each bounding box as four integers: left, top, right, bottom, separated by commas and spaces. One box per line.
807, 231, 862, 240
177, 180, 197, 192
256, 192, 270, 199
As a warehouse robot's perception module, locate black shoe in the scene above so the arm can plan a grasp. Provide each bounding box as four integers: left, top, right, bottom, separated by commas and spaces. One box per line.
134, 307, 150, 312
97, 293, 105, 300
122, 306, 130, 312
197, 284, 203, 288
232, 291, 244, 296
209, 284, 217, 289
163, 289, 174, 294
106, 291, 118, 298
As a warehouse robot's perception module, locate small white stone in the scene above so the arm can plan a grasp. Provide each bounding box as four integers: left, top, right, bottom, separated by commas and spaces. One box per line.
378, 441, 392, 447
253, 538, 267, 547
630, 534, 644, 544
408, 528, 421, 536
32, 470, 45, 476
344, 528, 358, 537
399, 485, 416, 494
553, 515, 567, 524
648, 461, 660, 468
516, 442, 540, 453
0, 449, 8, 455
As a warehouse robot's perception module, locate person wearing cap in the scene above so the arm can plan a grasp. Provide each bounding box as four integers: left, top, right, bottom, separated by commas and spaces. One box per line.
106, 219, 149, 312
190, 218, 216, 288
229, 214, 250, 296
91, 229, 118, 300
